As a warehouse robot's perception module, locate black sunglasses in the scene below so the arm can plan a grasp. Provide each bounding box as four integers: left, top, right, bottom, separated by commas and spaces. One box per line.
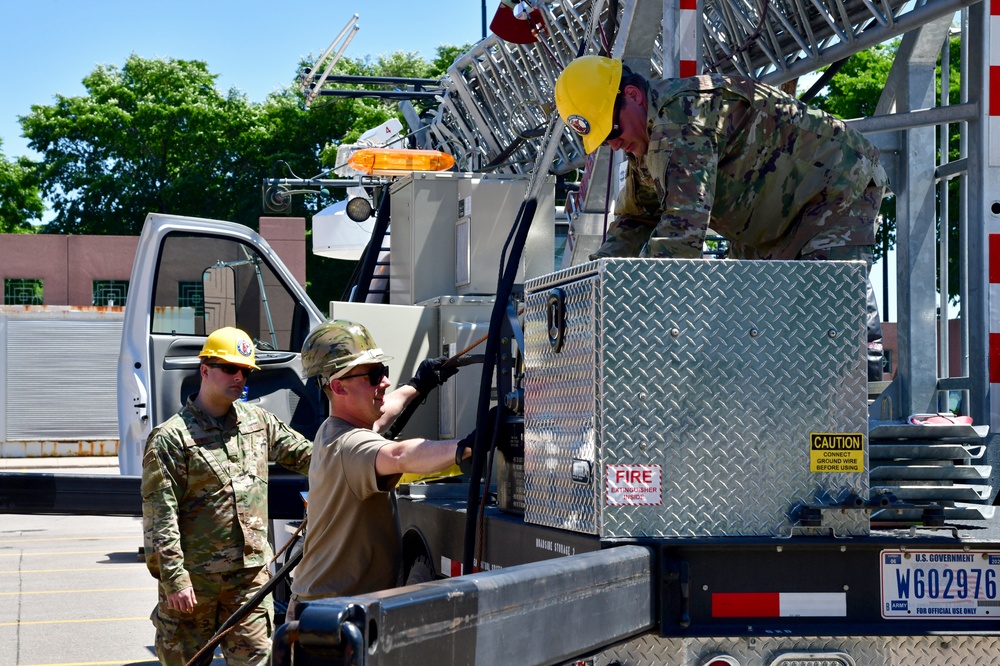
207, 363, 254, 377
604, 92, 624, 143
338, 364, 389, 387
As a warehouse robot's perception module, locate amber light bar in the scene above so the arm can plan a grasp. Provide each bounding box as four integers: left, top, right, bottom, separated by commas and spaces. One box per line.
347, 148, 455, 175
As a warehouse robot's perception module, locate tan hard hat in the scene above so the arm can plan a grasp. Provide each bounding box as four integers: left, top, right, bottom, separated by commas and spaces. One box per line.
300, 319, 393, 379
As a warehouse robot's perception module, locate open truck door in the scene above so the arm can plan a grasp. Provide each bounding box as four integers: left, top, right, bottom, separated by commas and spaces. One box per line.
117, 213, 327, 477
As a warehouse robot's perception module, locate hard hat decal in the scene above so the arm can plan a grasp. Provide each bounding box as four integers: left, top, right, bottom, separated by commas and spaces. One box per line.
566, 114, 591, 136
236, 339, 254, 358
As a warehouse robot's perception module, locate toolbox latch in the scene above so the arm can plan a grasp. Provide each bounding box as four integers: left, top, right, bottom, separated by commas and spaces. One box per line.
546, 287, 567, 352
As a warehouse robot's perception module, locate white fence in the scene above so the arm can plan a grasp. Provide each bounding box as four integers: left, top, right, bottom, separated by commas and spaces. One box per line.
0, 306, 123, 458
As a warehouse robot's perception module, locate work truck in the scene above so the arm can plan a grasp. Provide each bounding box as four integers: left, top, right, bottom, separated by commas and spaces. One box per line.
109, 0, 1000, 664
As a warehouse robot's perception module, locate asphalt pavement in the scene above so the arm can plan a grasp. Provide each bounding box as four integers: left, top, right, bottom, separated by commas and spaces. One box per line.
0, 456, 223, 665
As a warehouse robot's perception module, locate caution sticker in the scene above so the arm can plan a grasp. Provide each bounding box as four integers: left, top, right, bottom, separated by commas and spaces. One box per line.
809, 432, 865, 473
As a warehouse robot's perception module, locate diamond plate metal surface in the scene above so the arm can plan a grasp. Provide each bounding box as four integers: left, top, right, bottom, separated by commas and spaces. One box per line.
523, 259, 869, 537
589, 633, 1000, 665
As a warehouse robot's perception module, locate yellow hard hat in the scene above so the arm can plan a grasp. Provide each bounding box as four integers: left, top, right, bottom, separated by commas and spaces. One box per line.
199, 327, 260, 369
555, 55, 623, 154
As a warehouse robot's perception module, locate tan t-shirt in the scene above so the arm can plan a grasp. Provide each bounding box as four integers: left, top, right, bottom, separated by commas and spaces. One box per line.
290, 417, 402, 600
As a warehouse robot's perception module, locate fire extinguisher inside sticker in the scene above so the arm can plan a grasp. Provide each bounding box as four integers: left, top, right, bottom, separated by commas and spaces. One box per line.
606, 464, 662, 505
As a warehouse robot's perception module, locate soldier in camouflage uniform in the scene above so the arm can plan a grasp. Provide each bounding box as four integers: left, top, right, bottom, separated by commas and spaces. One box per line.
286, 320, 472, 619
141, 326, 312, 665
555, 55, 889, 381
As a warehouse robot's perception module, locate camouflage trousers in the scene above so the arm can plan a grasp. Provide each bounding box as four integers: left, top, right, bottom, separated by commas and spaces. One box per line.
151, 566, 273, 666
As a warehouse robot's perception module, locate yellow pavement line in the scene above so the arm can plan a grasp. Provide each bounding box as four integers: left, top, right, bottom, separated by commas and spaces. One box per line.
18, 662, 159, 666
0, 536, 138, 544
0, 551, 128, 557
0, 567, 143, 574
0, 616, 149, 628
0, 587, 152, 596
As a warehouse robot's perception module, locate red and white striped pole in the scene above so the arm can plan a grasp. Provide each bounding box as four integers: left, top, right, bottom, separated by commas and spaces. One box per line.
988, 255, 999, 425
662, 0, 701, 79
679, 0, 700, 77
990, 0, 1000, 418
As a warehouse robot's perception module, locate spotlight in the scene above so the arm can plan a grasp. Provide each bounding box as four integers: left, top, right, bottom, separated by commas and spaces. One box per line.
346, 197, 374, 222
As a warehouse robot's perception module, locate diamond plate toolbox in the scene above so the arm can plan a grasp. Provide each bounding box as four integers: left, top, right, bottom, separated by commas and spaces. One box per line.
522, 259, 870, 537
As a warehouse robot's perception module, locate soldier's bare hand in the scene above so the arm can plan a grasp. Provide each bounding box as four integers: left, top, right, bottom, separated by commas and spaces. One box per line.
166, 586, 196, 614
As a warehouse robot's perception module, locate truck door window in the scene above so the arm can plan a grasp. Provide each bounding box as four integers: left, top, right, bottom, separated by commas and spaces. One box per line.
151, 233, 302, 353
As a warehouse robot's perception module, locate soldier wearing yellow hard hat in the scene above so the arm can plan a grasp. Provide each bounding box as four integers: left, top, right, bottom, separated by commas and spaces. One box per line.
141, 326, 312, 664
554, 55, 624, 154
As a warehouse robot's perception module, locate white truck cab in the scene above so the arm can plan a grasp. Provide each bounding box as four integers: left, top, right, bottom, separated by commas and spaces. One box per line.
116, 213, 327, 476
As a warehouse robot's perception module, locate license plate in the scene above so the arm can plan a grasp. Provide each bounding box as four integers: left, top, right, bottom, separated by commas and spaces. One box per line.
881, 550, 1000, 618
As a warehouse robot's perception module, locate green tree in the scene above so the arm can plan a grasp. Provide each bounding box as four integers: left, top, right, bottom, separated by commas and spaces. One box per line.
21, 55, 349, 235
811, 43, 896, 119
814, 38, 964, 304
23, 56, 246, 234
0, 139, 44, 233
17, 47, 466, 309
429, 45, 470, 77
938, 35, 963, 306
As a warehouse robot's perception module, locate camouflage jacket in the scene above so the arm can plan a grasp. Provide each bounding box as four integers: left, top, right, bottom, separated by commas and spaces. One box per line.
141, 396, 312, 593
595, 74, 888, 260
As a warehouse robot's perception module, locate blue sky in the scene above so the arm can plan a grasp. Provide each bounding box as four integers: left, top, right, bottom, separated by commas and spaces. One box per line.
0, 0, 488, 160
1, 1, 903, 320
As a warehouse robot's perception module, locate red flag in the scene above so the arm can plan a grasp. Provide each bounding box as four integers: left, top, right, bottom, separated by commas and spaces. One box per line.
490, 1, 546, 44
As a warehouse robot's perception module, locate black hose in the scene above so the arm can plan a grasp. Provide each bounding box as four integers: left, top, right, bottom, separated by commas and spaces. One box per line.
475, 126, 546, 173
462, 197, 538, 573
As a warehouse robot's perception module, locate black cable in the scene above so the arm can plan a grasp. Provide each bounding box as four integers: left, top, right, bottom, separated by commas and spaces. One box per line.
462, 198, 538, 573
340, 257, 366, 302
476, 126, 547, 173
186, 548, 303, 666
799, 58, 848, 103
383, 355, 484, 440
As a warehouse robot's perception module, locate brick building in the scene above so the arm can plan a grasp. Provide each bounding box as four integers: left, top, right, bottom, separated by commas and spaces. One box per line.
0, 217, 307, 306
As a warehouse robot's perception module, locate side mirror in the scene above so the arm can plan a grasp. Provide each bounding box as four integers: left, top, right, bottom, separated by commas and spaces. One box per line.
202, 265, 238, 331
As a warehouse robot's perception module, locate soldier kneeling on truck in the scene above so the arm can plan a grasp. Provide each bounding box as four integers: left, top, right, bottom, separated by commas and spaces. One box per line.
555, 55, 890, 381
